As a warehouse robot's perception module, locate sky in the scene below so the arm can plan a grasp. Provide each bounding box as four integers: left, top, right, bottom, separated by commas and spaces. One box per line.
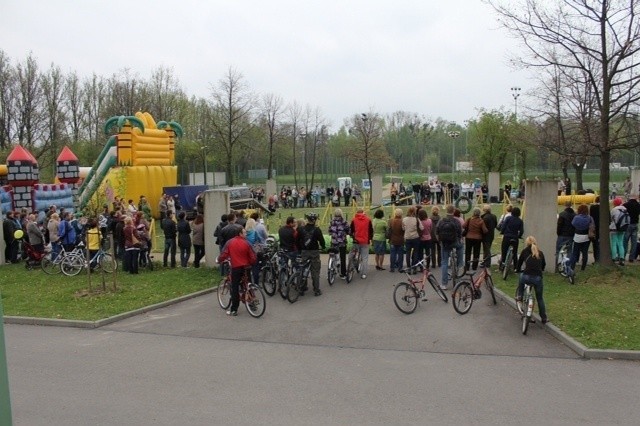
0, 0, 530, 129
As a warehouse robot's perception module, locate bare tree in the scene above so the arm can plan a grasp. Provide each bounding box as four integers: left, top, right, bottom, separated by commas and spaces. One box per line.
260, 93, 284, 180
0, 50, 16, 149
148, 66, 184, 121
489, 0, 640, 266
346, 112, 394, 204
209, 67, 254, 186
41, 63, 67, 163
287, 101, 304, 190
65, 71, 85, 143
14, 53, 44, 147
83, 73, 106, 144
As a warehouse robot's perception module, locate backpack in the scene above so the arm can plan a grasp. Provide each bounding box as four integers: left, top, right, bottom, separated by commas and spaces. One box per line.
438, 218, 458, 246
299, 225, 316, 250
616, 208, 630, 232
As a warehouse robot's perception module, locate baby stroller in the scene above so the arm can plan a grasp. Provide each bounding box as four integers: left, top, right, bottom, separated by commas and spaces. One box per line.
22, 240, 47, 270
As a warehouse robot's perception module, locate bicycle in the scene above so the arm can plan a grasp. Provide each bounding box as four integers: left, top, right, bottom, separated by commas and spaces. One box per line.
517, 281, 536, 335
285, 255, 312, 303
277, 251, 296, 299
346, 244, 362, 283
451, 255, 498, 315
259, 245, 280, 297
217, 260, 266, 318
447, 245, 465, 282
556, 242, 575, 284
327, 246, 342, 285
393, 257, 448, 314
41, 242, 86, 275
501, 239, 517, 280
60, 241, 117, 277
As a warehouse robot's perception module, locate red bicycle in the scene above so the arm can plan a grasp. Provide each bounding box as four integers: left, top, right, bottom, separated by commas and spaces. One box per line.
393, 257, 448, 314
217, 261, 266, 318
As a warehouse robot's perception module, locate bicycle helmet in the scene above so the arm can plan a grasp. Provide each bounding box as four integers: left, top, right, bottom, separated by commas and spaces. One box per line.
305, 212, 319, 222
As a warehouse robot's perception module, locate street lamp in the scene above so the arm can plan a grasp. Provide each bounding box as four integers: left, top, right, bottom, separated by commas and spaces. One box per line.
511, 87, 521, 182
447, 130, 460, 183
201, 146, 208, 186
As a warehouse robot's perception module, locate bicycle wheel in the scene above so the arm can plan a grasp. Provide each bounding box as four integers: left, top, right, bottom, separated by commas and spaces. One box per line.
502, 250, 512, 280
346, 255, 355, 283
278, 268, 289, 299
61, 254, 85, 277
393, 282, 418, 314
245, 284, 266, 318
428, 275, 448, 303
98, 253, 116, 273
217, 277, 231, 309
327, 257, 336, 285
286, 273, 300, 303
522, 289, 533, 335
452, 281, 474, 315
41, 253, 61, 275
485, 275, 497, 305
260, 266, 276, 296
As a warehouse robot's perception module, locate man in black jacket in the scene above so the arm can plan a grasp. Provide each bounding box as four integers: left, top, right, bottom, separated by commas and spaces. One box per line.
162, 211, 177, 268
556, 201, 575, 270
3, 211, 17, 263
481, 204, 498, 266
623, 193, 640, 261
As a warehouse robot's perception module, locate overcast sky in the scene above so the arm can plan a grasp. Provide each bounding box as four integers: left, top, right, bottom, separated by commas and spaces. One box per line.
1, 0, 529, 129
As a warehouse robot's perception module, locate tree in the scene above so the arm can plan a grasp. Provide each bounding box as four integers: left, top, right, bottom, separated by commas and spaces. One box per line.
469, 110, 512, 181
0, 50, 16, 149
14, 53, 44, 148
489, 0, 640, 265
65, 71, 85, 144
346, 112, 394, 204
259, 93, 284, 180
209, 67, 254, 186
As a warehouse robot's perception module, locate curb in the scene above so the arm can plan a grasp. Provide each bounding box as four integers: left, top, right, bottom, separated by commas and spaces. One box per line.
3, 287, 216, 329
493, 287, 640, 360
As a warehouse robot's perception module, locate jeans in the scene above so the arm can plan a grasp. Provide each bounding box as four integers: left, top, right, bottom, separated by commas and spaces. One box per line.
358, 244, 370, 276
517, 273, 546, 322
390, 244, 404, 271
441, 242, 463, 286
124, 247, 140, 274
624, 223, 638, 260
180, 244, 191, 267
430, 242, 441, 268
193, 244, 205, 267
482, 236, 494, 266
570, 240, 589, 271
404, 238, 420, 270
464, 238, 482, 270
301, 250, 321, 291
163, 238, 176, 267
418, 240, 432, 266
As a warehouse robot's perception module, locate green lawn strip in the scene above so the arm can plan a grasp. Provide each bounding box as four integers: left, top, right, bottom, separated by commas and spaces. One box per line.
0, 263, 217, 321
496, 265, 640, 351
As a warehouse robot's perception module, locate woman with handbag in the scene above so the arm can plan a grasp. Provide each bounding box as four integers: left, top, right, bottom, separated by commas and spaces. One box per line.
123, 216, 141, 274
570, 204, 592, 271
463, 208, 488, 271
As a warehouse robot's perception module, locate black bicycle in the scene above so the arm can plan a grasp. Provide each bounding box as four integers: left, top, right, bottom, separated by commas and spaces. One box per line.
285, 255, 312, 303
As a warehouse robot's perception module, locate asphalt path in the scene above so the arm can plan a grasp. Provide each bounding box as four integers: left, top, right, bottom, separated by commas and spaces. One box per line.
5, 260, 640, 425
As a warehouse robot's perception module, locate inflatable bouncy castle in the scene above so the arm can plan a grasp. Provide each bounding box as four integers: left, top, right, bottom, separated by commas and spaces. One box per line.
77, 112, 182, 218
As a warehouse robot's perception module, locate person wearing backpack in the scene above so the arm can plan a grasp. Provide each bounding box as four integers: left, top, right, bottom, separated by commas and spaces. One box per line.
500, 207, 524, 272
610, 197, 629, 265
555, 201, 575, 271
622, 193, 640, 262
436, 204, 463, 290
296, 213, 326, 296
570, 204, 592, 272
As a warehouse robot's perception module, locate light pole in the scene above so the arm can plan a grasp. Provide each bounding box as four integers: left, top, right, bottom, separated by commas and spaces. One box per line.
201, 146, 208, 186
447, 130, 460, 183
511, 87, 521, 182
463, 119, 470, 159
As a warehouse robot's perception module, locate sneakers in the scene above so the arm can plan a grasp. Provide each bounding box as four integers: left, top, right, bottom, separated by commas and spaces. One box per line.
439, 285, 448, 291
314, 289, 323, 296
339, 275, 346, 280
361, 274, 367, 279
542, 318, 549, 324
516, 299, 523, 314
226, 310, 237, 316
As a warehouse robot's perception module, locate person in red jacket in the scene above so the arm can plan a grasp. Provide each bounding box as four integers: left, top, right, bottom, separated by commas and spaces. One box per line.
217, 228, 257, 316
350, 208, 374, 279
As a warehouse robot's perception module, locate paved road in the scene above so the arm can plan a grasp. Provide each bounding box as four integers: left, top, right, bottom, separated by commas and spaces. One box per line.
5, 263, 640, 425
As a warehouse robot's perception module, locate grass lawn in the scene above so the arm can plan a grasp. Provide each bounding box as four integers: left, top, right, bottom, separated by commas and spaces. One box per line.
0, 262, 217, 321
496, 264, 640, 351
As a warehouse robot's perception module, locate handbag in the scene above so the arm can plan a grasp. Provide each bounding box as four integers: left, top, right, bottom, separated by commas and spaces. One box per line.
131, 233, 141, 247
588, 218, 596, 240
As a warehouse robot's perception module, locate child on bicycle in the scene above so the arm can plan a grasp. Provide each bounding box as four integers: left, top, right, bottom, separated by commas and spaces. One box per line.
515, 236, 548, 324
